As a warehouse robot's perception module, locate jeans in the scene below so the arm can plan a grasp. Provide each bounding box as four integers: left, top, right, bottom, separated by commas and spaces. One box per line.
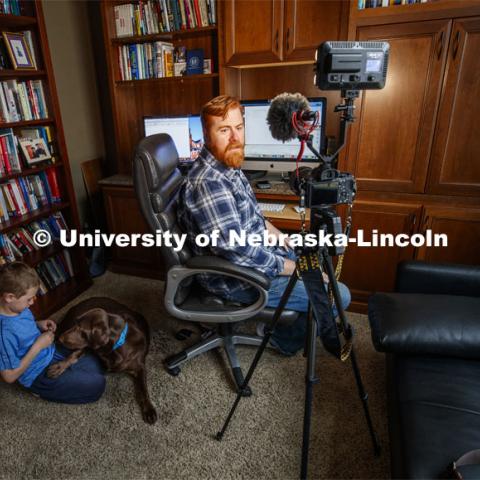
29, 346, 106, 404
230, 250, 351, 356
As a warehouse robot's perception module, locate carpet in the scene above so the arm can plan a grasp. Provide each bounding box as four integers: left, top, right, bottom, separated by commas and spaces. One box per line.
0, 271, 390, 479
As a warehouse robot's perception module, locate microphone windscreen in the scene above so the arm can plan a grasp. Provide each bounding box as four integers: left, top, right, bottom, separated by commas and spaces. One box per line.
267, 92, 310, 142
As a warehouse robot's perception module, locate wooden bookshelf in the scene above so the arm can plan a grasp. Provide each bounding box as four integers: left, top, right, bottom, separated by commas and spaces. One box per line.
0, 0, 91, 316
91, 0, 219, 174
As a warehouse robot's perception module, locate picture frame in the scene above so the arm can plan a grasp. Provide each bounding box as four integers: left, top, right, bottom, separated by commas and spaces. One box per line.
18, 137, 51, 165
2, 32, 35, 70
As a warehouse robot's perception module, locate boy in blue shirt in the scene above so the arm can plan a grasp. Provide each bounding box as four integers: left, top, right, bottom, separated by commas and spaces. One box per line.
0, 262, 105, 403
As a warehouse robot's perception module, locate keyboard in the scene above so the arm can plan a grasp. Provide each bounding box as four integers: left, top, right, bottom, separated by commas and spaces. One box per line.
258, 202, 286, 212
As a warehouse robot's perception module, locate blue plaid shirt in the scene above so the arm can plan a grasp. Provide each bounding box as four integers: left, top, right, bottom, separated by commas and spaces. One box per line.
177, 147, 288, 299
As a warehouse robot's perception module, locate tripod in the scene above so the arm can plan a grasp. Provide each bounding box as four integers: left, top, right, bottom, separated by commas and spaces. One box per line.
216, 205, 381, 479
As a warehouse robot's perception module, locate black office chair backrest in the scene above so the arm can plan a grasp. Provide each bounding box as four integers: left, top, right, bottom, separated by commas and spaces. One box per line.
133, 134, 192, 273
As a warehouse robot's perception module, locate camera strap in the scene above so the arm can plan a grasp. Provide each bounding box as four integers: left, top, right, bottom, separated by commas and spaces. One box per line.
297, 252, 350, 360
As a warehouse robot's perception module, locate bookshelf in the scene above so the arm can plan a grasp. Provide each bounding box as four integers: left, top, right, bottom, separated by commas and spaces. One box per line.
0, 0, 91, 317
95, 0, 219, 174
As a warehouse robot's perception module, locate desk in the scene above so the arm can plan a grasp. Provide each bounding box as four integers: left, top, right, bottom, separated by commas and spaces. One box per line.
251, 178, 307, 231
260, 204, 310, 231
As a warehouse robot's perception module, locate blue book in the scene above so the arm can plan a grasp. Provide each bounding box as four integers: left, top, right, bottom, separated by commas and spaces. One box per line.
186, 48, 204, 75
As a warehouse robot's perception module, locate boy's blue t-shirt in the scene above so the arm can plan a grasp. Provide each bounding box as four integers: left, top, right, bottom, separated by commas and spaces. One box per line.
0, 308, 55, 387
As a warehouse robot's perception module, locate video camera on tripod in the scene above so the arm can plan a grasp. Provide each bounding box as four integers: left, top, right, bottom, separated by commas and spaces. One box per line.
267, 41, 389, 209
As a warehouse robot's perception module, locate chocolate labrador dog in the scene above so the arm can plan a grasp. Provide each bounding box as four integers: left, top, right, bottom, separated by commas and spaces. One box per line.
47, 297, 157, 424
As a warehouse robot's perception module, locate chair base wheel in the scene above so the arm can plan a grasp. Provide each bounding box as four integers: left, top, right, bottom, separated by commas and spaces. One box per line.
167, 366, 181, 376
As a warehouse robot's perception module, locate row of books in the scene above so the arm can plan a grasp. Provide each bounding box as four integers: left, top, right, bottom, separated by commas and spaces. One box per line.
0, 0, 21, 15
0, 211, 68, 263
118, 41, 174, 80
0, 80, 48, 124
36, 250, 74, 295
0, 168, 61, 222
114, 0, 216, 37
358, 0, 429, 7
0, 127, 56, 176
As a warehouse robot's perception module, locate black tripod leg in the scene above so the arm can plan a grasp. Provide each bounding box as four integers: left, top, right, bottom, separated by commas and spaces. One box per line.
322, 255, 381, 456
301, 306, 318, 480
216, 271, 299, 441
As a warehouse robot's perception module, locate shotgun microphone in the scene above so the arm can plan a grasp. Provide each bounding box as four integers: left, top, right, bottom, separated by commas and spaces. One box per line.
266, 92, 314, 142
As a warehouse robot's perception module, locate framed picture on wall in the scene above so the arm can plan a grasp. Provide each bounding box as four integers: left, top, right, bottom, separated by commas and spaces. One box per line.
19, 137, 51, 165
2, 32, 35, 70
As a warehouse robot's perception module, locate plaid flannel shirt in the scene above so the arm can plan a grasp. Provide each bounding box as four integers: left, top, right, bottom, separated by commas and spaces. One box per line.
177, 147, 287, 299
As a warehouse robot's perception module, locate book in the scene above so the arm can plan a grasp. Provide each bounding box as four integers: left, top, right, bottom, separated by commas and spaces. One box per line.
186, 48, 204, 75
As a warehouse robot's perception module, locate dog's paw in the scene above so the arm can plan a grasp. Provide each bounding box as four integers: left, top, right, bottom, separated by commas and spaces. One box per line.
46, 362, 67, 378
142, 406, 158, 425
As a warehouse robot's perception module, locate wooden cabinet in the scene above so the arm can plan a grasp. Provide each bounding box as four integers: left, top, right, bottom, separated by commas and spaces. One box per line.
224, 0, 345, 66
101, 180, 164, 279
224, 0, 284, 65
415, 205, 480, 265
339, 201, 421, 312
345, 19, 451, 194
427, 17, 480, 197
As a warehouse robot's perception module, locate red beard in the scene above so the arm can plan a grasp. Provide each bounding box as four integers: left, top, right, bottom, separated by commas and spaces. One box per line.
212, 142, 245, 169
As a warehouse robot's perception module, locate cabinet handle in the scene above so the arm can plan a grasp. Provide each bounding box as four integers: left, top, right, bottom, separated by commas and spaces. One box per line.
436, 31, 444, 60
275, 29, 279, 52
452, 30, 461, 60
286, 27, 290, 52
409, 214, 417, 235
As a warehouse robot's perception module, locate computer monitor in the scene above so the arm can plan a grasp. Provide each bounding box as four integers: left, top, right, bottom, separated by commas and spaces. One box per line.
241, 97, 326, 174
143, 115, 204, 163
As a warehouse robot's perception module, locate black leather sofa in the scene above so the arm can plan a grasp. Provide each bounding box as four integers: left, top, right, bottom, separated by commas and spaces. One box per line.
368, 261, 480, 479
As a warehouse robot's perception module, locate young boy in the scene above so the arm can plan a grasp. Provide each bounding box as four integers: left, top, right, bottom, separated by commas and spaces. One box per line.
0, 261, 105, 404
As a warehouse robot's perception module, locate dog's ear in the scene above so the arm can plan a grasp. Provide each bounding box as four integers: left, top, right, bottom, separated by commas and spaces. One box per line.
78, 308, 110, 349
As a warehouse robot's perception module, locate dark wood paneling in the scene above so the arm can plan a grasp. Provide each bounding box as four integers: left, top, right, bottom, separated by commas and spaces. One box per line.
427, 17, 480, 196
416, 206, 480, 264
283, 0, 344, 61
102, 186, 164, 278
340, 201, 421, 306
224, 0, 284, 65
346, 19, 451, 193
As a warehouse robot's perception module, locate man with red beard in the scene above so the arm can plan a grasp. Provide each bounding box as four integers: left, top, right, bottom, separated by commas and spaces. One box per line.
177, 95, 350, 356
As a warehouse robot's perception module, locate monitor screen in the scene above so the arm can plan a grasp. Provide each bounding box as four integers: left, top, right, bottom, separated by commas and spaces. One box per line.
241, 97, 326, 173
143, 115, 204, 162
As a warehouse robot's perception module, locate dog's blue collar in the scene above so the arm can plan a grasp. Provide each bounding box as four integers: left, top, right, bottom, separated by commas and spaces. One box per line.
112, 323, 128, 350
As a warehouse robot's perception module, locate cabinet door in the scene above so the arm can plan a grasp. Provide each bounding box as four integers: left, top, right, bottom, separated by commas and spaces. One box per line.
346, 20, 451, 193
427, 17, 480, 196
102, 186, 164, 279
339, 201, 421, 312
283, 0, 344, 62
416, 206, 480, 265
224, 0, 284, 65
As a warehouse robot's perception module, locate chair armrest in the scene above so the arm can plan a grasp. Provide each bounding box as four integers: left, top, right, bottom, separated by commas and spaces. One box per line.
164, 257, 271, 323
186, 256, 271, 291
395, 261, 480, 297
369, 292, 480, 359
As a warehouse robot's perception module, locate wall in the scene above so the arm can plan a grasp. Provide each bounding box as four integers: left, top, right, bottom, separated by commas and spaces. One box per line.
42, 0, 105, 226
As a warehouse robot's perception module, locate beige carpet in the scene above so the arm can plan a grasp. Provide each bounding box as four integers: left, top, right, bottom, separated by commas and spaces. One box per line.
0, 271, 390, 479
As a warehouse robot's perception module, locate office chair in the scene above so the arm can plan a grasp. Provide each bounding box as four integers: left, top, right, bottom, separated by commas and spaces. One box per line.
133, 134, 298, 394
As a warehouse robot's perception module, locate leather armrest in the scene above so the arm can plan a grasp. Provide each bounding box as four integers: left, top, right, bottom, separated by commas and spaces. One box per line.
369, 292, 480, 359
186, 256, 271, 291
395, 261, 480, 297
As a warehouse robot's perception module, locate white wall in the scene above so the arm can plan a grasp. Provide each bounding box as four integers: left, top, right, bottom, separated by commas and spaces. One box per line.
42, 0, 105, 226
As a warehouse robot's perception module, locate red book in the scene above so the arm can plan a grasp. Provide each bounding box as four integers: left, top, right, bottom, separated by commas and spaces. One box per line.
0, 137, 11, 174
46, 167, 61, 201
193, 0, 202, 28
